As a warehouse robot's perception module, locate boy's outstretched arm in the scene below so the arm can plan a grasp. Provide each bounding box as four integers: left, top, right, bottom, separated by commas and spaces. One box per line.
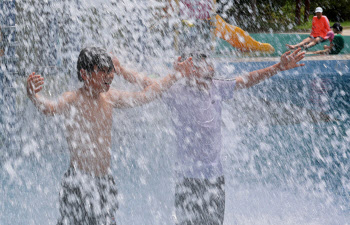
27, 72, 73, 116
111, 55, 154, 88
235, 48, 305, 90
108, 57, 193, 108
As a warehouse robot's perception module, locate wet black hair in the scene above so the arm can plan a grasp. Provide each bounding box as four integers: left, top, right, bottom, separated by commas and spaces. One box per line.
189, 53, 207, 60
181, 52, 208, 61
332, 22, 343, 32
76, 47, 115, 82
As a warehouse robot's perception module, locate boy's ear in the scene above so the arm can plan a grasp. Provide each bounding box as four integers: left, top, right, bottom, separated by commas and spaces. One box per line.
80, 69, 88, 81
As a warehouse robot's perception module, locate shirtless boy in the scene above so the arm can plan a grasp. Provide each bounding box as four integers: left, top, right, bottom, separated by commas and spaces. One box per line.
26, 46, 193, 225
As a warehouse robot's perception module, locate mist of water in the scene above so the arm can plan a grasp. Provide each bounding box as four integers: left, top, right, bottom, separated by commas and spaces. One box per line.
1, 1, 350, 224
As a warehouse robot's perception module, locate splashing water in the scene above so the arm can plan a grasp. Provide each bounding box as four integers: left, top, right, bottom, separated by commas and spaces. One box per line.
1, 1, 350, 224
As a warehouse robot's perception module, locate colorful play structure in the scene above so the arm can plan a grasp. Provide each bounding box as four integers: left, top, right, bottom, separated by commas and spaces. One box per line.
214, 14, 275, 53
173, 0, 275, 54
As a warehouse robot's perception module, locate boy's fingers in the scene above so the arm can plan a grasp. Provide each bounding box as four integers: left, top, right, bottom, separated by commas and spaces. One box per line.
28, 78, 36, 86
297, 54, 305, 60
35, 86, 43, 93
29, 75, 42, 81
183, 57, 191, 62
32, 79, 43, 85
33, 76, 44, 81
187, 58, 194, 67
34, 81, 44, 87
291, 48, 300, 53
33, 81, 42, 87
283, 51, 291, 56
33, 77, 43, 83
32, 76, 43, 80
296, 53, 305, 60
28, 72, 36, 78
292, 49, 301, 57
296, 54, 305, 61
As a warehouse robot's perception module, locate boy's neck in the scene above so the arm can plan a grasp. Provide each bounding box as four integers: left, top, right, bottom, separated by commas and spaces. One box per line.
81, 86, 101, 99
186, 77, 211, 91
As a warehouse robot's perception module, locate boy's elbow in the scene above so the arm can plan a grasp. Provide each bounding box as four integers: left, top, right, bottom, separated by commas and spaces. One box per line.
41, 103, 61, 116
128, 84, 162, 107
41, 107, 56, 116
42, 111, 54, 116
235, 76, 250, 90
143, 77, 157, 88
139, 89, 161, 105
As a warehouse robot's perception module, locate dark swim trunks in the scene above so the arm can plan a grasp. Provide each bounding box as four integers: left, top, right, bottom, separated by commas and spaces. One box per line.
175, 176, 225, 225
57, 167, 118, 225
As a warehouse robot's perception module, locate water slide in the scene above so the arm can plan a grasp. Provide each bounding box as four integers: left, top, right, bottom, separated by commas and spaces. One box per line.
214, 14, 275, 53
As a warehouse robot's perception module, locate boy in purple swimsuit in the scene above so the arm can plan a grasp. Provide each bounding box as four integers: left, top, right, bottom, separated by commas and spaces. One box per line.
163, 49, 305, 225
123, 48, 305, 224
126, 1, 305, 223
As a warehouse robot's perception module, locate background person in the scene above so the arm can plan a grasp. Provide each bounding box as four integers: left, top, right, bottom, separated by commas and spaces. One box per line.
286, 7, 331, 50
308, 22, 344, 55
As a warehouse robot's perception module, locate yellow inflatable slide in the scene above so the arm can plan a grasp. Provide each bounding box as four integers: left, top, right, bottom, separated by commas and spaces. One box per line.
214, 14, 275, 53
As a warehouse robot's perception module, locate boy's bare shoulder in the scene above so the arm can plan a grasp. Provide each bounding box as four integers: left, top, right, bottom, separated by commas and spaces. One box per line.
105, 87, 122, 97
60, 90, 80, 103
104, 88, 126, 106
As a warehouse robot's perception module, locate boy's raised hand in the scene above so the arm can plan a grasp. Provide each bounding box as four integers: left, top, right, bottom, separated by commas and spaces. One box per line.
27, 72, 44, 97
278, 48, 305, 71
173, 56, 194, 78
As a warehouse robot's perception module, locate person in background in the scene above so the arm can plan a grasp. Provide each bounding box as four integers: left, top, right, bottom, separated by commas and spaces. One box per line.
307, 22, 344, 55
286, 7, 331, 50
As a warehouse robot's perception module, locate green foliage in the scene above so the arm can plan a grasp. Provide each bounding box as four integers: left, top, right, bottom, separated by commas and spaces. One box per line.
295, 18, 350, 32
294, 15, 313, 31
217, 0, 295, 32
309, 0, 350, 21
217, 0, 350, 32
